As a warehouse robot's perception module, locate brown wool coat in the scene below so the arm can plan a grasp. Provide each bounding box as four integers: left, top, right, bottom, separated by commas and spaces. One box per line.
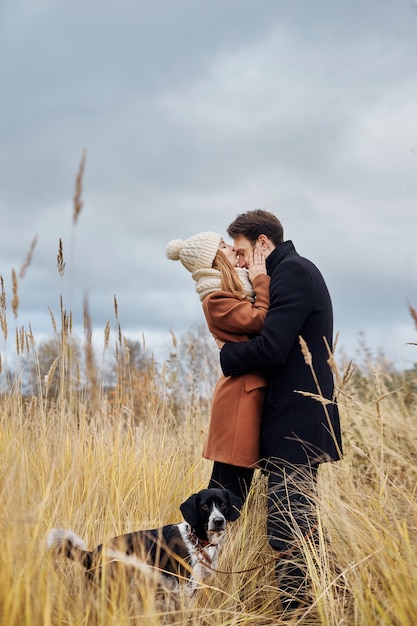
201, 274, 270, 468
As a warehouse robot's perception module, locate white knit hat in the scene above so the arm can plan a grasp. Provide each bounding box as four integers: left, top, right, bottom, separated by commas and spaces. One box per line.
166, 231, 222, 273
166, 231, 255, 302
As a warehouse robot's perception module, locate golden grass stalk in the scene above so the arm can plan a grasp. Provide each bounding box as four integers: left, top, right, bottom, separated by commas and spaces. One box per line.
48, 306, 57, 334
408, 304, 417, 345
298, 335, 343, 460
11, 268, 19, 318
19, 234, 39, 279
409, 303, 417, 330
83, 295, 100, 415
104, 321, 111, 352
14, 326, 20, 355
57, 238, 66, 277
73, 149, 86, 225
0, 313, 7, 342
0, 275, 7, 341
0, 275, 5, 311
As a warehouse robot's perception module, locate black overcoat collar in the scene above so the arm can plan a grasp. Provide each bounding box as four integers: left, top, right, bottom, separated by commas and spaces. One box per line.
266, 240, 297, 275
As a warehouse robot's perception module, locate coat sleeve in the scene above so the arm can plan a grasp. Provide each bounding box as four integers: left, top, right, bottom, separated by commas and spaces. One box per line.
220, 261, 313, 374
203, 275, 270, 340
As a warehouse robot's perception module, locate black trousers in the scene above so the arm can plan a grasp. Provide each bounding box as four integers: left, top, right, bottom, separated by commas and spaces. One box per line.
208, 460, 319, 608
208, 460, 255, 502
266, 463, 318, 551
267, 463, 319, 608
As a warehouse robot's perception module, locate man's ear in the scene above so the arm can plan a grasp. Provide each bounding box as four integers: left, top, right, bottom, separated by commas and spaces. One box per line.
179, 493, 199, 528
226, 491, 243, 521
257, 234, 270, 250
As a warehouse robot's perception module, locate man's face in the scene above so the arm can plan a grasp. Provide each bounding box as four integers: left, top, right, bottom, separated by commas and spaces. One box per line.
233, 235, 260, 268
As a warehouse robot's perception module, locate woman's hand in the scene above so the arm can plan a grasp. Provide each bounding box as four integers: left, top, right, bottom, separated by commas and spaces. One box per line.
248, 249, 267, 282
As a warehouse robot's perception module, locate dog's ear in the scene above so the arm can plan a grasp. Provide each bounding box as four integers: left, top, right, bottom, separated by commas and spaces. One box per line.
179, 493, 200, 528
226, 491, 243, 521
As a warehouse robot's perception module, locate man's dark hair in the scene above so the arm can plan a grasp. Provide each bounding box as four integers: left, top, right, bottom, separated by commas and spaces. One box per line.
227, 210, 284, 247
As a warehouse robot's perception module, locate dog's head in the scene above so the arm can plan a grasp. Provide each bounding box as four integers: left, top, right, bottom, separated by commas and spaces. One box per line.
180, 488, 242, 541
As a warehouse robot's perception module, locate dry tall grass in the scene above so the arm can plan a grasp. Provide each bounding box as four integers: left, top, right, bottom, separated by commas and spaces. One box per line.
1, 168, 417, 624
1, 293, 416, 626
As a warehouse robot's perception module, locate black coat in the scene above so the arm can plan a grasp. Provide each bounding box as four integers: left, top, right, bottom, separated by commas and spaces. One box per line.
220, 241, 343, 468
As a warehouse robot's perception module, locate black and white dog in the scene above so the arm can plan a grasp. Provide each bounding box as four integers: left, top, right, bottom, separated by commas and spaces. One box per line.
47, 488, 242, 592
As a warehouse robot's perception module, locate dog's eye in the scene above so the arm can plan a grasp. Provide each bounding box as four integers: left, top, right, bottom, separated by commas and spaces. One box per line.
220, 503, 228, 511
200, 504, 209, 511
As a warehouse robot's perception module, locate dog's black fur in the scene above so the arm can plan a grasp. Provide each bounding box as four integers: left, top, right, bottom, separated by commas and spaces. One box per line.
47, 488, 242, 591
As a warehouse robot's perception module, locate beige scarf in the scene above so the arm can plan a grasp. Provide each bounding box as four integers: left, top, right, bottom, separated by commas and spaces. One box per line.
192, 267, 255, 302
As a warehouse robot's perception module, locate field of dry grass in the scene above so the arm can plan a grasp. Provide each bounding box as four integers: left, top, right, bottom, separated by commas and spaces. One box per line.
1, 278, 417, 625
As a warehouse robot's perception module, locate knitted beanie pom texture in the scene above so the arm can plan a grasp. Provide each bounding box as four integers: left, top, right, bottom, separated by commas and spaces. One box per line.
165, 239, 183, 262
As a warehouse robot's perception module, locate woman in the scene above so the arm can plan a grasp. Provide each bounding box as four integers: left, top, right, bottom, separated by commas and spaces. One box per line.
166, 231, 270, 500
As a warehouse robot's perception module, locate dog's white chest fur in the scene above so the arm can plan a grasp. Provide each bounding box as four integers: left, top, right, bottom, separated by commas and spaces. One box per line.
177, 521, 225, 589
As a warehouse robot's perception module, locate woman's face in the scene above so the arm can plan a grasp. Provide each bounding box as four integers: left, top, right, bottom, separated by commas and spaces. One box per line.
218, 240, 238, 267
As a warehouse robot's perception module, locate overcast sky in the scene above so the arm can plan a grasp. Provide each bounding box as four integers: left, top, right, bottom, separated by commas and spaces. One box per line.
1, 0, 416, 370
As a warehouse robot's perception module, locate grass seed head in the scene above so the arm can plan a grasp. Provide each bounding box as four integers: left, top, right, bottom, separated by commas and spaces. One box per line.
73, 149, 86, 225
11, 269, 19, 318
19, 234, 38, 279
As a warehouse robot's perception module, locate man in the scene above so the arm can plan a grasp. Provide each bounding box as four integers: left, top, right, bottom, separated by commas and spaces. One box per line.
218, 210, 343, 611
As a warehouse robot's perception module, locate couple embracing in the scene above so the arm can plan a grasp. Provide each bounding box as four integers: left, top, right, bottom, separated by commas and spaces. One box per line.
166, 209, 343, 612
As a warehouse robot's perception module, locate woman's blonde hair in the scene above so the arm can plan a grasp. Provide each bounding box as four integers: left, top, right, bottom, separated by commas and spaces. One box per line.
212, 250, 245, 299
